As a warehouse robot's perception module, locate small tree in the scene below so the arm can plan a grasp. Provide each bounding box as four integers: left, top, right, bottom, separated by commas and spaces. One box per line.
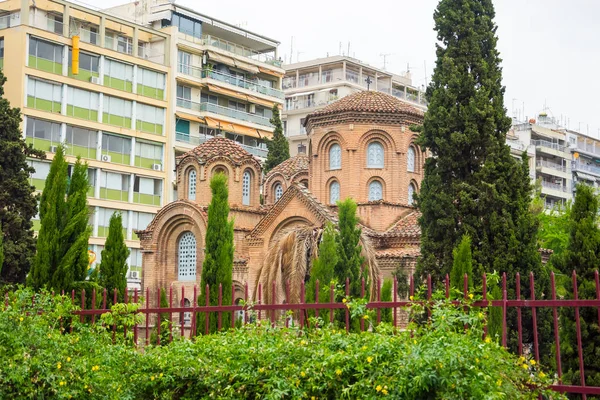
263, 104, 290, 173
335, 198, 365, 298
198, 173, 234, 333
97, 212, 129, 303
307, 222, 339, 318
450, 235, 473, 293
381, 279, 393, 323
0, 70, 45, 284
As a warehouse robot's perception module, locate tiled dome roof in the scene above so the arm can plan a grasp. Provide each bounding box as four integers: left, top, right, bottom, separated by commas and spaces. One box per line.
265, 154, 309, 180
177, 137, 258, 165
311, 90, 424, 118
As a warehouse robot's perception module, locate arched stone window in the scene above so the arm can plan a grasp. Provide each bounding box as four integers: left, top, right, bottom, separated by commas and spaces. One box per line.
408, 183, 416, 205
329, 181, 340, 204
274, 183, 283, 201
367, 141, 384, 168
188, 170, 197, 200
407, 146, 416, 172
329, 143, 341, 170
368, 180, 383, 201
177, 232, 196, 281
242, 170, 251, 205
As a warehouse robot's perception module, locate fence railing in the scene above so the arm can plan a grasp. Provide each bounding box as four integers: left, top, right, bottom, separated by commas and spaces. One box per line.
33, 271, 600, 397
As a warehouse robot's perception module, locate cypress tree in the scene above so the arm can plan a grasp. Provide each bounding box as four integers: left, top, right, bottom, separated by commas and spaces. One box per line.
552, 184, 600, 388
416, 0, 541, 284
307, 222, 339, 317
335, 198, 365, 298
199, 173, 234, 333
28, 145, 68, 290
97, 212, 129, 303
263, 104, 290, 173
0, 223, 4, 277
380, 279, 393, 323
450, 235, 473, 293
0, 69, 45, 284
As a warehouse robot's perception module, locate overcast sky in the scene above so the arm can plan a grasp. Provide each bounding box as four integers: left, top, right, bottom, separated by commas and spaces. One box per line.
100, 0, 600, 135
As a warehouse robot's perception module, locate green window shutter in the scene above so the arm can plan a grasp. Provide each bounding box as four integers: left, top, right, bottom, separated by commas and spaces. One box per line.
176, 119, 190, 135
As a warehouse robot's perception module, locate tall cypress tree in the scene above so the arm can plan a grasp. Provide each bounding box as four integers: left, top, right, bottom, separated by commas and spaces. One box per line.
263, 104, 290, 173
199, 173, 234, 333
450, 234, 473, 292
416, 0, 541, 283
307, 222, 339, 314
335, 198, 365, 298
0, 222, 4, 277
552, 184, 600, 388
0, 70, 45, 283
97, 212, 129, 303
28, 145, 68, 290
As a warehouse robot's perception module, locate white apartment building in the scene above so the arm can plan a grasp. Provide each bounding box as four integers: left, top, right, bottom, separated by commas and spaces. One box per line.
281, 56, 427, 156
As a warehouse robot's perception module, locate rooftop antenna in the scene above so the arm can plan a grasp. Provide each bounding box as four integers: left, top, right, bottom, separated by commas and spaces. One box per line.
290, 36, 293, 64
380, 53, 392, 70
423, 60, 428, 88
296, 51, 304, 62
339, 42, 342, 56
347, 42, 350, 58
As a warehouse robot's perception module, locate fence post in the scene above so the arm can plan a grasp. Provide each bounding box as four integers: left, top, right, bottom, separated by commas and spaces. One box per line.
345, 278, 350, 333
80, 289, 85, 324
204, 284, 210, 335
218, 284, 223, 331
257, 283, 262, 323
133, 289, 139, 346
501, 273, 507, 348
192, 285, 198, 339
529, 272, 539, 364
300, 281, 305, 329
376, 278, 381, 325
244, 282, 249, 326
168, 285, 173, 343
482, 273, 488, 339
271, 281, 276, 328
329, 282, 334, 325
155, 287, 161, 346
315, 280, 320, 323
360, 278, 365, 332
427, 275, 432, 321
572, 270, 586, 396
550, 272, 562, 383
231, 284, 235, 330
146, 287, 151, 346
123, 289, 128, 340
516, 272, 523, 355
91, 289, 96, 325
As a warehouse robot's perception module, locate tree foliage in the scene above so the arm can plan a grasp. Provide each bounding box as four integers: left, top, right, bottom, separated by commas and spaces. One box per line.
0, 70, 45, 283
0, 223, 4, 277
381, 279, 393, 323
263, 104, 290, 173
97, 212, 129, 303
335, 198, 365, 298
307, 222, 338, 307
450, 235, 473, 292
28, 150, 91, 292
552, 184, 600, 388
198, 173, 234, 333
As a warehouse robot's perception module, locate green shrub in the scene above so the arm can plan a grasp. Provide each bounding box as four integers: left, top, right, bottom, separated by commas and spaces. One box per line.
0, 288, 562, 399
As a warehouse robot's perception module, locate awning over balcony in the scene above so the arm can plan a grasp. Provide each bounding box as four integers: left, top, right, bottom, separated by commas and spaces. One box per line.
205, 117, 271, 139
234, 59, 260, 74
206, 51, 237, 69
176, 75, 204, 88
532, 126, 564, 141
258, 66, 284, 78
175, 112, 206, 124
575, 171, 598, 182
206, 84, 276, 109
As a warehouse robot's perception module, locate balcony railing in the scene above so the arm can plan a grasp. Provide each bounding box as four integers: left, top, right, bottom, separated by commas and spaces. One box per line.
573, 161, 600, 175
536, 160, 566, 172
541, 180, 568, 192
175, 132, 268, 158
0, 14, 17, 30
178, 31, 282, 67
507, 139, 526, 151
392, 88, 406, 99
531, 139, 567, 152
576, 142, 600, 156
177, 63, 283, 99
176, 98, 272, 127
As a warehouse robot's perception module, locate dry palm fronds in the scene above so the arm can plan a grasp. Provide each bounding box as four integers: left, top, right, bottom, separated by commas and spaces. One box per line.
253, 226, 380, 304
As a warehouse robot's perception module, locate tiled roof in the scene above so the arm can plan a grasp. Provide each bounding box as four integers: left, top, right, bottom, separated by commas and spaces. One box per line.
376, 247, 421, 258
265, 155, 309, 180
382, 211, 421, 237
311, 91, 424, 118
176, 137, 258, 165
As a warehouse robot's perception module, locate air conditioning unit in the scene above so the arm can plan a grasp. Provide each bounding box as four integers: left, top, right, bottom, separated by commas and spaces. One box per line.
152, 163, 162, 171
130, 271, 138, 279
248, 104, 256, 113
90, 76, 101, 85
101, 154, 112, 162
50, 145, 58, 153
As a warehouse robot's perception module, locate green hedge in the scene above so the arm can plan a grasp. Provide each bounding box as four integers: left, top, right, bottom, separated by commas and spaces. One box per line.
0, 289, 562, 399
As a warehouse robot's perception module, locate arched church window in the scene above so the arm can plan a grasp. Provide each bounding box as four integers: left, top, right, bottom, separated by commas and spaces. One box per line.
329, 181, 340, 204
188, 170, 196, 200
408, 183, 416, 205
177, 232, 196, 281
242, 170, 251, 205
329, 143, 341, 170
274, 183, 283, 201
368, 180, 383, 201
367, 142, 384, 168
407, 146, 416, 172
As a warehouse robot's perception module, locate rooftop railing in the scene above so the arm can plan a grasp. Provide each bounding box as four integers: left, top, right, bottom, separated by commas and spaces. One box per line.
531, 139, 567, 152
536, 160, 567, 172
176, 98, 273, 127
541, 180, 568, 192
175, 132, 268, 158
573, 161, 600, 175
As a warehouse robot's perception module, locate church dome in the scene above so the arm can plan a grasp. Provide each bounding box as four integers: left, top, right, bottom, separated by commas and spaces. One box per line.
265, 154, 309, 180
312, 90, 424, 117
176, 136, 258, 166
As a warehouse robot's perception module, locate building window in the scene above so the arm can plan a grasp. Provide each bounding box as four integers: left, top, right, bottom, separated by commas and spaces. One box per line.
178, 50, 192, 75
368, 180, 383, 201
172, 13, 202, 38
329, 143, 341, 170
177, 232, 196, 281
407, 146, 416, 172
27, 78, 62, 113
101, 133, 132, 165
136, 103, 164, 135
131, 211, 154, 240
138, 68, 165, 100
133, 176, 162, 206
188, 170, 197, 200
408, 183, 416, 205
134, 140, 162, 169
65, 125, 98, 159
66, 87, 99, 121
99, 171, 130, 202
25, 117, 61, 152
242, 170, 251, 205
29, 37, 63, 74
367, 142, 384, 168
68, 49, 99, 81
103, 96, 133, 128
329, 181, 340, 204
274, 183, 283, 201
104, 59, 134, 92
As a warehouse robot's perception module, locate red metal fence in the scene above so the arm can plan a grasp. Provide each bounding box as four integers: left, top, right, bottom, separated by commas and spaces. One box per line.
57, 271, 600, 398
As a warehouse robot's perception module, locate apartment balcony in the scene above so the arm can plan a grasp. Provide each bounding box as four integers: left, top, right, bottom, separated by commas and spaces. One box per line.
531, 139, 568, 157
540, 180, 571, 199
575, 141, 600, 157
536, 160, 570, 179
177, 31, 282, 68
177, 63, 284, 99
572, 161, 600, 176
175, 132, 268, 158
177, 98, 272, 127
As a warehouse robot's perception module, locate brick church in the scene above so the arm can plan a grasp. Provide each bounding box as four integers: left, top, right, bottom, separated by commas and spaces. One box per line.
137, 91, 425, 308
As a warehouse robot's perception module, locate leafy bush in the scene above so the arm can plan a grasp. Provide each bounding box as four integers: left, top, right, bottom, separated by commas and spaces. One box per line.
0, 288, 562, 399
